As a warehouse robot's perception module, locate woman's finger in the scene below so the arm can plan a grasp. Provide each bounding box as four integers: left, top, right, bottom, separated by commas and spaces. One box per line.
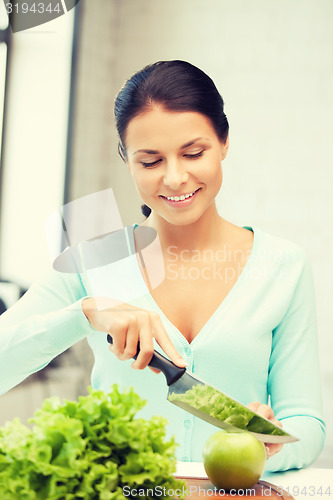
253, 403, 275, 420
265, 443, 284, 459
118, 323, 140, 361
151, 313, 188, 367
149, 367, 161, 374
247, 401, 261, 412
107, 308, 138, 359
107, 329, 127, 358
131, 314, 155, 370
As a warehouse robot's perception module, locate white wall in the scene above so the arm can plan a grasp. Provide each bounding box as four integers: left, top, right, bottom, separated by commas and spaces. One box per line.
0, 11, 75, 287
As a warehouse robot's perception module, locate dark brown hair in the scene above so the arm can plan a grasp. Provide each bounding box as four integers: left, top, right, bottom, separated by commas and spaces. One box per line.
114, 60, 229, 217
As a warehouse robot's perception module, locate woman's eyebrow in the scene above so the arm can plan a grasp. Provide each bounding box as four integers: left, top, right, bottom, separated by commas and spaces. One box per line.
133, 137, 210, 156
133, 148, 159, 155
180, 137, 210, 149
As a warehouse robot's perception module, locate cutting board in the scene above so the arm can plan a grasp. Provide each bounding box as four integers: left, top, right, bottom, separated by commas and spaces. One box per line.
176, 478, 294, 499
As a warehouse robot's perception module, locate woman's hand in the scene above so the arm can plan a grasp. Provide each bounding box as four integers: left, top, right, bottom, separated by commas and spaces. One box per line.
82, 297, 187, 373
247, 401, 284, 459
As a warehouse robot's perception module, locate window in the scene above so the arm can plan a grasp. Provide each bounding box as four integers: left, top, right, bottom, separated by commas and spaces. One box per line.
0, 9, 75, 285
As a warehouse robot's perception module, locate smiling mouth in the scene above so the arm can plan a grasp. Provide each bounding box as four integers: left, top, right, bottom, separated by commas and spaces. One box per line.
160, 188, 201, 202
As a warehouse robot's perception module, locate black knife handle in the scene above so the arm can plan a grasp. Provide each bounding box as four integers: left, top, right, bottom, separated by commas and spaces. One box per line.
107, 334, 186, 386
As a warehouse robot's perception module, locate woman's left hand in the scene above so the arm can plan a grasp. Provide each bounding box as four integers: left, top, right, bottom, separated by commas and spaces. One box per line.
247, 401, 284, 459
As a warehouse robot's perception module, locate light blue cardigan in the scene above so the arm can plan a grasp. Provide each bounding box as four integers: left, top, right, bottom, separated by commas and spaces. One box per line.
0, 225, 326, 471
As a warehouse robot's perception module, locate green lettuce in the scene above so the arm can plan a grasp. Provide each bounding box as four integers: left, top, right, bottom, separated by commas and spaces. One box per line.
169, 383, 287, 436
0, 385, 186, 499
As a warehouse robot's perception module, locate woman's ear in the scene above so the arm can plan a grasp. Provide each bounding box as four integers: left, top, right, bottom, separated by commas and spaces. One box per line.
220, 134, 229, 161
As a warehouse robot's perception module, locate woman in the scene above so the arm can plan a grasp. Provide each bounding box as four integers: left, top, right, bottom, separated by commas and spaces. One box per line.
0, 60, 325, 471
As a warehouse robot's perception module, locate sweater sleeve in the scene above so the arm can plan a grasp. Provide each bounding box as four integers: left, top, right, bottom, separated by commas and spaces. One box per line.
0, 269, 96, 395
265, 251, 326, 472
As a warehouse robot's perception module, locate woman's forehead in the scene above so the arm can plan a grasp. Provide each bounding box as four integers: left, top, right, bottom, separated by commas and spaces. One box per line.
125, 107, 217, 151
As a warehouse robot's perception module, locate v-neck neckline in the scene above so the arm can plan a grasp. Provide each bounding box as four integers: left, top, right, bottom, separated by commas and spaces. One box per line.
131, 224, 258, 350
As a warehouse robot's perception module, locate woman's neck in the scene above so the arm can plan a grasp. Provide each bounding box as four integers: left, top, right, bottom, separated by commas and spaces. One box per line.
146, 203, 227, 253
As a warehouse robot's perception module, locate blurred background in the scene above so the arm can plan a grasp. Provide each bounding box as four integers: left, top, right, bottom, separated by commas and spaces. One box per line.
0, 0, 332, 467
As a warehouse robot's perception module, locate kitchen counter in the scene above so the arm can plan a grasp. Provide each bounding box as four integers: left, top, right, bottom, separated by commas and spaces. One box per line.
175, 462, 333, 499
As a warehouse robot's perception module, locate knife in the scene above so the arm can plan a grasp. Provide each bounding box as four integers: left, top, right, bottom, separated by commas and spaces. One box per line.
106, 335, 298, 444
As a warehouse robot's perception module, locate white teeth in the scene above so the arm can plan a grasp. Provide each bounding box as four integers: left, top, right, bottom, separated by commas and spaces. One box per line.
166, 191, 195, 201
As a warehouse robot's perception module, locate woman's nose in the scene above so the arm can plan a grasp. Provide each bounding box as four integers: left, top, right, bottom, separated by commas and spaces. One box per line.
163, 160, 189, 189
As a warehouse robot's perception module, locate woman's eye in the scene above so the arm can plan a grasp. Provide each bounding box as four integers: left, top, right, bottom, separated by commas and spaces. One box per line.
184, 150, 204, 159
140, 159, 162, 168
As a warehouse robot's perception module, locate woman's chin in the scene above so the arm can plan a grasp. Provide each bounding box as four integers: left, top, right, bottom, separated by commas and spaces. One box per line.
155, 209, 205, 227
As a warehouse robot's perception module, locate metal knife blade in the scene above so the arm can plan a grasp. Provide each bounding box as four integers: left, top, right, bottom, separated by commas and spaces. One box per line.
106, 335, 298, 444
167, 371, 298, 444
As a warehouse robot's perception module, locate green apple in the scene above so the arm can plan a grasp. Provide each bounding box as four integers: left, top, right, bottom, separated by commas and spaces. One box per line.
202, 430, 266, 491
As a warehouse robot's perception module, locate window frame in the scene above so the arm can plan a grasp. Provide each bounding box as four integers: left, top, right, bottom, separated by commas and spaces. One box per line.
0, 19, 12, 257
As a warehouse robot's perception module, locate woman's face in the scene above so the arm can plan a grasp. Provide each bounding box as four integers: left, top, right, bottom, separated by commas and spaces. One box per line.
125, 106, 229, 226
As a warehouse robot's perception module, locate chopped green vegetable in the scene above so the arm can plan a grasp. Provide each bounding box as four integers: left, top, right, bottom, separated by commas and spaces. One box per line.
0, 385, 186, 499
169, 384, 287, 436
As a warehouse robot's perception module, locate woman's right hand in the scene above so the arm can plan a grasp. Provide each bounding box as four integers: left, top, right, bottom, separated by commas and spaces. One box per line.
81, 297, 187, 373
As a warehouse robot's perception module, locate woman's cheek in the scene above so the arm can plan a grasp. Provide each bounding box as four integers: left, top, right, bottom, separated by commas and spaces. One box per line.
134, 170, 158, 202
